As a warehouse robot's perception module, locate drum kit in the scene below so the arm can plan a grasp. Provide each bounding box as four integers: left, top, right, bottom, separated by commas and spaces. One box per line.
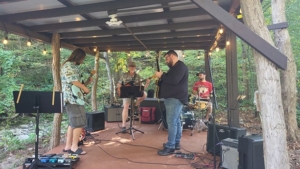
181, 94, 210, 136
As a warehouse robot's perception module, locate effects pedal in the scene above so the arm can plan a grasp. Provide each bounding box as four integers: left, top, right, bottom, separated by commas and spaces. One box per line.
175, 153, 195, 160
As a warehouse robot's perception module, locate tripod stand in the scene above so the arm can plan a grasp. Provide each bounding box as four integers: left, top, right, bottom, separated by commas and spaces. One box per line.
13, 91, 63, 169
116, 86, 144, 140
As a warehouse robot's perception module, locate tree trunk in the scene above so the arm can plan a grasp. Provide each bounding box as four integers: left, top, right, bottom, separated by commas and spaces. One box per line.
271, 0, 299, 142
49, 33, 62, 150
91, 50, 100, 112
103, 52, 114, 104
240, 1, 289, 169
241, 41, 250, 99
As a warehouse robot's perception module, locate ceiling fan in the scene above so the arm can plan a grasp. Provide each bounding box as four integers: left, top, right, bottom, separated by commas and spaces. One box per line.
106, 14, 123, 27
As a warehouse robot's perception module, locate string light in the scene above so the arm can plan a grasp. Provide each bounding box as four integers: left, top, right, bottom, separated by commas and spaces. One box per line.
60, 47, 62, 51
216, 47, 220, 52
226, 40, 230, 46
219, 28, 224, 34
182, 53, 185, 57
43, 48, 47, 55
93, 47, 97, 52
27, 39, 31, 46
209, 52, 212, 56
3, 36, 8, 44
107, 49, 111, 53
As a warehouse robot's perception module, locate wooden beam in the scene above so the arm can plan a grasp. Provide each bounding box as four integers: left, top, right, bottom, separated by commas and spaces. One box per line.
78, 37, 212, 47
267, 22, 288, 30
0, 21, 94, 55
60, 20, 218, 38
29, 8, 208, 32
57, 0, 108, 30
192, 0, 287, 70
96, 45, 210, 52
0, 0, 182, 22
0, 0, 25, 4
64, 30, 215, 44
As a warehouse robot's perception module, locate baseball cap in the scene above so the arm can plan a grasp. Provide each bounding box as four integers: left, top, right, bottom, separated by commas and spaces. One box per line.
128, 61, 136, 67
196, 71, 206, 76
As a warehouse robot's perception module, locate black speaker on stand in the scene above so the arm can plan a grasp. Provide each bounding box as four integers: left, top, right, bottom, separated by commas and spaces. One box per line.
238, 134, 264, 169
86, 112, 105, 131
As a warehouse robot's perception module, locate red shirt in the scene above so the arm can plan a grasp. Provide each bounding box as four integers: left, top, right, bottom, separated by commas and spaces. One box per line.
193, 81, 212, 98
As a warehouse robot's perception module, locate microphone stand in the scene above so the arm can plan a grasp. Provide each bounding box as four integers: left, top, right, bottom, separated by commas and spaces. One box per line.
207, 55, 218, 169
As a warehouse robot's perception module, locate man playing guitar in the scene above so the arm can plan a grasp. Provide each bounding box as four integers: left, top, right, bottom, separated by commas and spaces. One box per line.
117, 61, 150, 133
192, 71, 213, 122
61, 48, 93, 155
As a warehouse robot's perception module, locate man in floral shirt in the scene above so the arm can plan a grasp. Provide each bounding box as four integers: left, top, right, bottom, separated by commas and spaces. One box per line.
61, 48, 92, 155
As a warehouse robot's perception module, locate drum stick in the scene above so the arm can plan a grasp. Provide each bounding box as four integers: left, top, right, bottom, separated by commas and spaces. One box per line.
16, 84, 24, 103
52, 86, 55, 105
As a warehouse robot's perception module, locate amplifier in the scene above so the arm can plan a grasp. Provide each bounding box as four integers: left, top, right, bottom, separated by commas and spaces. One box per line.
238, 134, 264, 169
206, 124, 246, 155
221, 138, 239, 169
86, 112, 105, 131
104, 106, 123, 122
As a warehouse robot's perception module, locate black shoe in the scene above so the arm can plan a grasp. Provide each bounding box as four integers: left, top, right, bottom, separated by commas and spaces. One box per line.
163, 143, 180, 150
157, 147, 175, 156
121, 127, 127, 134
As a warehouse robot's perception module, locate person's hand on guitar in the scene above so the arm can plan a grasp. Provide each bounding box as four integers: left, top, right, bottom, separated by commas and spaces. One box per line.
155, 71, 163, 79
83, 87, 90, 94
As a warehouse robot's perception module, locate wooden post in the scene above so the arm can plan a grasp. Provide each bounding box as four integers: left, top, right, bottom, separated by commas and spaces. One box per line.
49, 33, 62, 149
225, 30, 239, 127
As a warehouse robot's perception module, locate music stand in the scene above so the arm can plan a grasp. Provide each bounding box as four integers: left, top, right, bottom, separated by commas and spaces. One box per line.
13, 91, 63, 169
116, 86, 144, 140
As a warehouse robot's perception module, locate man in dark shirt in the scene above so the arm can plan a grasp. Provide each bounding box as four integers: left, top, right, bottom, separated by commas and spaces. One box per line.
155, 50, 188, 156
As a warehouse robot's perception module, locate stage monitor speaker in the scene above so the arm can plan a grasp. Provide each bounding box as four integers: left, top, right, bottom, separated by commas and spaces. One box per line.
238, 134, 264, 169
140, 98, 165, 123
206, 124, 246, 155
86, 112, 105, 131
221, 138, 239, 169
104, 106, 123, 122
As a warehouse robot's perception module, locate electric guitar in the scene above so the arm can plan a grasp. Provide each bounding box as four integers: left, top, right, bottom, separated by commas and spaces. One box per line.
155, 51, 161, 98
71, 70, 96, 105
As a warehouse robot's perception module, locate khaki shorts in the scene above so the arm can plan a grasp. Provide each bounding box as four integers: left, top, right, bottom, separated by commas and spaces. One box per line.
65, 104, 86, 128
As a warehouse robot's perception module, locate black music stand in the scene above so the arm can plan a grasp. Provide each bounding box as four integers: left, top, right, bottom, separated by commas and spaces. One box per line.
116, 86, 144, 140
13, 91, 63, 169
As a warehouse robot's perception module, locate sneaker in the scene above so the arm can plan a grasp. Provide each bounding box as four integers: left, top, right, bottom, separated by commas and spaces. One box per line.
157, 147, 175, 156
163, 143, 180, 150
121, 127, 126, 134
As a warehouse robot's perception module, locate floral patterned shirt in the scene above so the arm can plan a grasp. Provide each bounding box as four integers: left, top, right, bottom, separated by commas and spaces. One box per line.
117, 72, 141, 86
61, 62, 82, 105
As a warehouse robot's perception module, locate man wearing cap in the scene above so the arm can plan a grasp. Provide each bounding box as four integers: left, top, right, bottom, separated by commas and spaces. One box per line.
193, 71, 213, 122
155, 50, 188, 156
117, 61, 150, 133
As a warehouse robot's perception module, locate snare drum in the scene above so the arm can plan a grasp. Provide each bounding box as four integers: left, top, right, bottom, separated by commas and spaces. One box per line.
195, 101, 208, 110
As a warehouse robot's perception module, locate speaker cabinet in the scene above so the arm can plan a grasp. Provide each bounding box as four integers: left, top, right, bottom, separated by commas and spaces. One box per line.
206, 124, 246, 155
86, 112, 105, 131
221, 138, 239, 169
140, 98, 165, 123
104, 106, 123, 122
238, 135, 264, 169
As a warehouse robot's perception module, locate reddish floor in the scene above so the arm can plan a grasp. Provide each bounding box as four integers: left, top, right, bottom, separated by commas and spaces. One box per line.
34, 122, 218, 169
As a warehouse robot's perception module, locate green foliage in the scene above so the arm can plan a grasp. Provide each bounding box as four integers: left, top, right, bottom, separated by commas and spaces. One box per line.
0, 131, 35, 152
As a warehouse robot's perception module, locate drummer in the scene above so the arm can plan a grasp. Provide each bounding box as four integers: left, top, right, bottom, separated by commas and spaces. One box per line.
192, 71, 213, 122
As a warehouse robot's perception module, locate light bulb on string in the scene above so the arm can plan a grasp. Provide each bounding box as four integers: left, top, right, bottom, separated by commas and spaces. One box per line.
43, 48, 47, 55
107, 49, 111, 53
27, 39, 31, 46
219, 28, 224, 34
216, 47, 220, 52
93, 48, 97, 52
226, 40, 230, 46
3, 36, 8, 44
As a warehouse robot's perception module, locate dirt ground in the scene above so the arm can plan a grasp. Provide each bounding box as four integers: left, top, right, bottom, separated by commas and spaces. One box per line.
1, 111, 300, 169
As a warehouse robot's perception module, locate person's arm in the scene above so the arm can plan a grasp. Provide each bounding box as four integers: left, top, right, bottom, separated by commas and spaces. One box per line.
63, 65, 90, 93
160, 63, 187, 85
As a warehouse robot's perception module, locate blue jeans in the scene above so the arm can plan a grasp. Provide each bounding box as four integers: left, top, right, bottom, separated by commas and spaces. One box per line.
164, 98, 183, 149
